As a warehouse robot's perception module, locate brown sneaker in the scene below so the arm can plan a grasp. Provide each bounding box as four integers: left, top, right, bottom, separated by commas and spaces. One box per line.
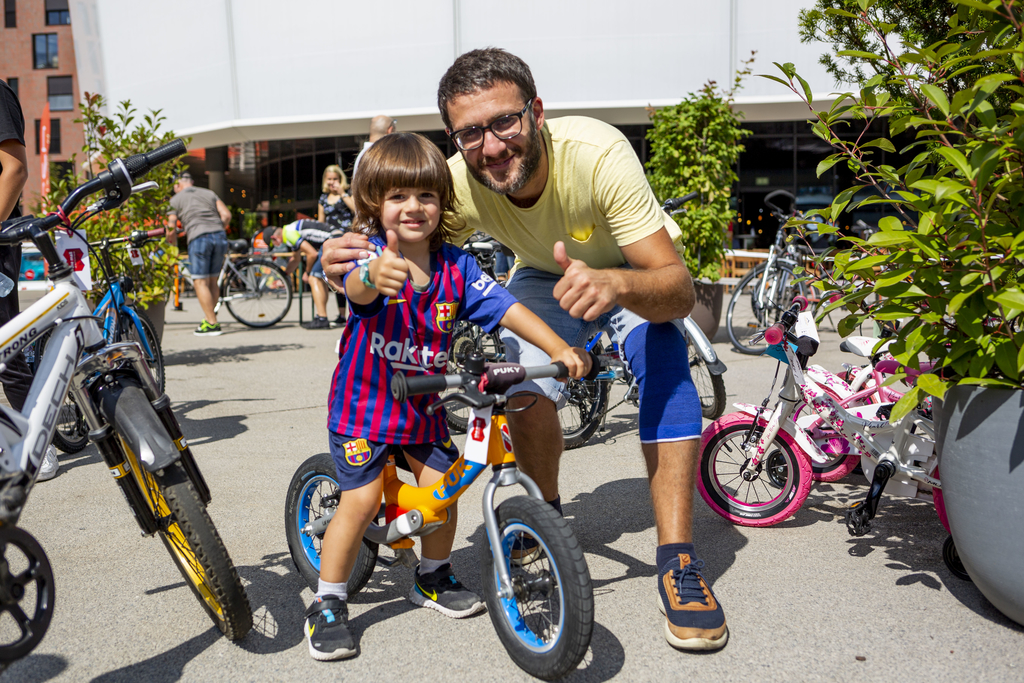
657, 553, 728, 651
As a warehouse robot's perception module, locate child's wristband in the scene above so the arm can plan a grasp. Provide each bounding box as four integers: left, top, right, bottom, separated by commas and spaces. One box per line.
359, 262, 376, 289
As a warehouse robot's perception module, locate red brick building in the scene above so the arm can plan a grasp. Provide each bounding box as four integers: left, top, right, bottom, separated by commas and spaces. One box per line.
1, 0, 83, 212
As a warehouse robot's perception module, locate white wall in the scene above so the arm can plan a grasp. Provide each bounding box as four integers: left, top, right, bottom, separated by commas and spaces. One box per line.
72, 0, 837, 148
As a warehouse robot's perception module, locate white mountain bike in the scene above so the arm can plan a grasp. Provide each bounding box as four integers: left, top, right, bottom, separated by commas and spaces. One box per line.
0, 140, 251, 665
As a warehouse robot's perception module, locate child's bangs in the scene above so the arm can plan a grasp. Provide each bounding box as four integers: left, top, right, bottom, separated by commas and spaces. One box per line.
375, 142, 449, 198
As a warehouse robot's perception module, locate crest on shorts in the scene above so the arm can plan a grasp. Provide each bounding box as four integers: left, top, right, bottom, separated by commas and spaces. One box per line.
434, 302, 459, 333
343, 438, 372, 467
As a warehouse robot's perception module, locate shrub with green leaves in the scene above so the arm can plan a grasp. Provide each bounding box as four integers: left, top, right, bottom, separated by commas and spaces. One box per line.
765, 0, 1024, 421
645, 58, 753, 281
37, 93, 187, 308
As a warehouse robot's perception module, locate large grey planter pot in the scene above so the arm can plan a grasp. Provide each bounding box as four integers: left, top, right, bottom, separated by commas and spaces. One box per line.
691, 281, 723, 340
934, 384, 1024, 626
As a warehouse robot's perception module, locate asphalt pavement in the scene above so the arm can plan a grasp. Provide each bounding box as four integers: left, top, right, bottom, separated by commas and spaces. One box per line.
4, 293, 1023, 682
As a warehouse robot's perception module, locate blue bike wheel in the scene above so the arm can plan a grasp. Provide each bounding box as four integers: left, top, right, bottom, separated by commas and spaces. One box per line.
481, 495, 592, 680
284, 453, 378, 594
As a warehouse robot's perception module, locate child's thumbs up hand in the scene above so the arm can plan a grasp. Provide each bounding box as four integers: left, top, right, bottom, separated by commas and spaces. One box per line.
370, 229, 409, 296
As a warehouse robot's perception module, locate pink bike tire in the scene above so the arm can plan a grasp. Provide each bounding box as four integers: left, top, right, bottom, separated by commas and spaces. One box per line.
698, 413, 814, 527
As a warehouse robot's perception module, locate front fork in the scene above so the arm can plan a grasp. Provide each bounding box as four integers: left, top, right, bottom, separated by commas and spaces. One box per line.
740, 394, 799, 480
475, 409, 544, 601
71, 342, 210, 535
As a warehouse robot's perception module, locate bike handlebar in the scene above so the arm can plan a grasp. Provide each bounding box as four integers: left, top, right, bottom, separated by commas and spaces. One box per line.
391, 362, 572, 403
763, 301, 806, 346
123, 139, 187, 182
662, 192, 699, 212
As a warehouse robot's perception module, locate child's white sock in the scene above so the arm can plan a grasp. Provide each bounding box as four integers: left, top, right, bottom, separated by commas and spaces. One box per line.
317, 579, 347, 602
419, 556, 450, 575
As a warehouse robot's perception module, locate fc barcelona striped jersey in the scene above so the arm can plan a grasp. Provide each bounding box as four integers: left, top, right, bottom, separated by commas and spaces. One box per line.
329, 238, 517, 443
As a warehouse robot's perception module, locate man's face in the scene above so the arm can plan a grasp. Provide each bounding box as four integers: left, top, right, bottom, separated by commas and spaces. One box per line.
446, 82, 544, 197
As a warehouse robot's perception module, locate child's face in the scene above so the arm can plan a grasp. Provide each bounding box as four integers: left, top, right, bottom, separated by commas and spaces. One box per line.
380, 187, 441, 244
326, 172, 342, 193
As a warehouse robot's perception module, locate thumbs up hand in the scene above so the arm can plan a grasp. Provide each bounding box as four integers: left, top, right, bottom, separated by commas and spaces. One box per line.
370, 229, 409, 296
551, 241, 619, 321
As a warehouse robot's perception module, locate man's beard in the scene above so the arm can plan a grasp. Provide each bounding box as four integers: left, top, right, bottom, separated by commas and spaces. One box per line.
467, 122, 543, 196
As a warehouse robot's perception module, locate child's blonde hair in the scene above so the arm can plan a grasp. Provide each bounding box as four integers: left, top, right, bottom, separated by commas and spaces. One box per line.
321, 164, 349, 194
351, 133, 458, 251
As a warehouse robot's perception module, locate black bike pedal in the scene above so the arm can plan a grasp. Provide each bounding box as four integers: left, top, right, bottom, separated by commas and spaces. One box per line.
845, 502, 871, 536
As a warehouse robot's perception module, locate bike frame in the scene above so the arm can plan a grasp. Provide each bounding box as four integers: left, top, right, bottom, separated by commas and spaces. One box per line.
0, 280, 100, 496
739, 323, 939, 497
94, 280, 157, 359
300, 405, 543, 600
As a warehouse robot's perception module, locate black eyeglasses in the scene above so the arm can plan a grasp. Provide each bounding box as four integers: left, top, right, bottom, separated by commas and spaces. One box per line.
448, 99, 534, 151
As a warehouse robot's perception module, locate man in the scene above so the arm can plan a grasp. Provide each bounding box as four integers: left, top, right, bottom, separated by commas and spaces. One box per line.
263, 219, 339, 329
322, 48, 726, 652
351, 115, 395, 182
166, 172, 232, 336
0, 79, 59, 480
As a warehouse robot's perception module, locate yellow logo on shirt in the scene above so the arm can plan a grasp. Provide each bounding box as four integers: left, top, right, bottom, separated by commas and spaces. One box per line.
435, 302, 459, 333
343, 438, 372, 467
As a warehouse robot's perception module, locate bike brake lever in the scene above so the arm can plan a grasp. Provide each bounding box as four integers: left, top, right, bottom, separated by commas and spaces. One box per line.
425, 392, 493, 416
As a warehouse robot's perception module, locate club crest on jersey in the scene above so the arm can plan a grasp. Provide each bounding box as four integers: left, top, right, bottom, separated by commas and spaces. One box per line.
343, 438, 372, 466
434, 302, 459, 333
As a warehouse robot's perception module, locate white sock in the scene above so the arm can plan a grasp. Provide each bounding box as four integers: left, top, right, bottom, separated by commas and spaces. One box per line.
419, 556, 450, 575
316, 579, 347, 602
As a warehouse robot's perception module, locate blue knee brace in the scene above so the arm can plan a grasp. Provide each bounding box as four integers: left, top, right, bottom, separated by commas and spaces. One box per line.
622, 322, 703, 442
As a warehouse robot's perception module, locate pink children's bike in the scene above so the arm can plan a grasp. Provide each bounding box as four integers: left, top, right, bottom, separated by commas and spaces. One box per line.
696, 300, 967, 579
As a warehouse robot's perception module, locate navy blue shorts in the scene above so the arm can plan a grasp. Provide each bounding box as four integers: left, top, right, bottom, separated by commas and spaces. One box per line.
328, 431, 459, 491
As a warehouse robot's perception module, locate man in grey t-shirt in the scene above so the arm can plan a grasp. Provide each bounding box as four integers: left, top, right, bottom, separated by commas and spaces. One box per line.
166, 172, 232, 336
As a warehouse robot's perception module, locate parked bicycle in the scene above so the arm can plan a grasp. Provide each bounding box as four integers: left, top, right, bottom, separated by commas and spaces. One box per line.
697, 300, 963, 577
444, 195, 728, 448
25, 226, 169, 455
285, 351, 595, 680
0, 140, 252, 663
178, 239, 293, 328
725, 190, 814, 355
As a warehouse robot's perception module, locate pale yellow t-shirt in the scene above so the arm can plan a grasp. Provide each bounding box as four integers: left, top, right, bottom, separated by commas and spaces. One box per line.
449, 116, 682, 274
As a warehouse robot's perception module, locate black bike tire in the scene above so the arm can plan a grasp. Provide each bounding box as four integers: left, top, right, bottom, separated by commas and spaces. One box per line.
686, 333, 727, 420
224, 258, 293, 328
480, 495, 593, 681
118, 308, 165, 394
28, 331, 89, 454
561, 375, 609, 450
284, 452, 379, 595
726, 263, 800, 355
108, 384, 252, 640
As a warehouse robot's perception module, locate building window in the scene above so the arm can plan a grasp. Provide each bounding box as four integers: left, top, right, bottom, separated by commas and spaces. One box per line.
5, 78, 17, 98
34, 118, 61, 155
33, 34, 59, 69
47, 75, 72, 110
45, 0, 69, 25
4, 0, 14, 29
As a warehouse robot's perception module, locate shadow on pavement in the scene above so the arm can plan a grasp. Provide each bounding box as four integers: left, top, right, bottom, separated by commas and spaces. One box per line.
163, 343, 304, 367
1, 654, 68, 682
170, 399, 253, 446
89, 629, 221, 683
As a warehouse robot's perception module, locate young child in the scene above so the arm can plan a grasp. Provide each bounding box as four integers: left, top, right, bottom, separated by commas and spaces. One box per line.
304, 132, 591, 661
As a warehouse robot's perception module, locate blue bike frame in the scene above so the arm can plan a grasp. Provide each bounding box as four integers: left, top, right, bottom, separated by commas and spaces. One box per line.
93, 279, 157, 359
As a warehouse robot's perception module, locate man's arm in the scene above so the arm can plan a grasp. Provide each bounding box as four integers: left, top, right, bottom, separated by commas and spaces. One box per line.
0, 138, 28, 222
165, 212, 179, 247
216, 199, 232, 228
552, 227, 694, 323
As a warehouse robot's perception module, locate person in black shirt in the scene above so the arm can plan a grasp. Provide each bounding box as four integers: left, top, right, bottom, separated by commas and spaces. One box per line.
0, 79, 59, 480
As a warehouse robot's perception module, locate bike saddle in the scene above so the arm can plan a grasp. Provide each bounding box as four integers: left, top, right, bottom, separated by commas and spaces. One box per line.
839, 336, 891, 358
228, 239, 249, 254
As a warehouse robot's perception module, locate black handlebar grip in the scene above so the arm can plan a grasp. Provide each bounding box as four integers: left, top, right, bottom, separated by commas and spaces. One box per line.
552, 361, 568, 380
391, 372, 452, 402
123, 139, 187, 181
663, 192, 700, 212
584, 351, 602, 381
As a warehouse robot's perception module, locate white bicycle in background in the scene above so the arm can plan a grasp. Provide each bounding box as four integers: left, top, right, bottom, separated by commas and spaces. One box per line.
0, 140, 251, 665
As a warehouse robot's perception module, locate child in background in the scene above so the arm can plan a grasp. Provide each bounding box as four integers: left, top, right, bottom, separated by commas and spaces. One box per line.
303, 132, 590, 661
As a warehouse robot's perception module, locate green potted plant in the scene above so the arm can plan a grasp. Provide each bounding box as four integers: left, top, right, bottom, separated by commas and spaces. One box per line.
39, 93, 188, 341
770, 0, 1024, 624
645, 56, 753, 338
